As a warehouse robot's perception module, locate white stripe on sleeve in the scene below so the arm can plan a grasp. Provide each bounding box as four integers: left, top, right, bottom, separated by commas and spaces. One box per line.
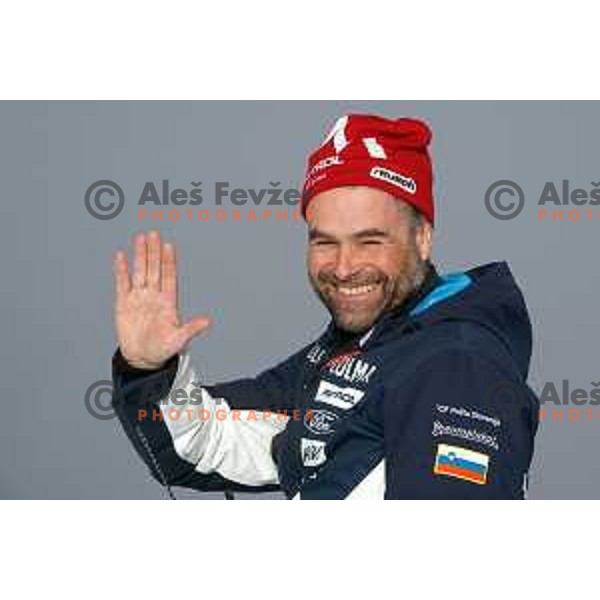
160, 353, 289, 486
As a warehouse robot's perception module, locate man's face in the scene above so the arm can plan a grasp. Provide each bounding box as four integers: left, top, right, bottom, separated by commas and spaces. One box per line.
306, 186, 432, 334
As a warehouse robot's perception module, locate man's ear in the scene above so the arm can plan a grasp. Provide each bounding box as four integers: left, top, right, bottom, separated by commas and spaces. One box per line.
415, 221, 433, 261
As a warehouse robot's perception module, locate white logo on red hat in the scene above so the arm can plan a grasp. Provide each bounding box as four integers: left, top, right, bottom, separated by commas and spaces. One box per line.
307, 155, 344, 179
363, 137, 387, 159
322, 116, 389, 160
370, 166, 417, 194
321, 115, 349, 153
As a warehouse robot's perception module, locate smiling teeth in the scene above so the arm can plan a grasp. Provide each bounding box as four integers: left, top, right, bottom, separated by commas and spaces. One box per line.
337, 285, 376, 296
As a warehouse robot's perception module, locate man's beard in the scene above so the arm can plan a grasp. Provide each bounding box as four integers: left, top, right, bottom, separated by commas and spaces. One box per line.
309, 250, 428, 334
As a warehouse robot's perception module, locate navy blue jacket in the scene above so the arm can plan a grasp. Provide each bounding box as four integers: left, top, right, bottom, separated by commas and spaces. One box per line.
112, 261, 539, 499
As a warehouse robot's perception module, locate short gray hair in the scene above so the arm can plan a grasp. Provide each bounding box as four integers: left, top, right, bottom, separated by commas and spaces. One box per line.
394, 198, 425, 230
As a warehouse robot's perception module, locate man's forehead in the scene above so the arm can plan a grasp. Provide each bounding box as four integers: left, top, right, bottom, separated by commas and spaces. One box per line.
306, 186, 413, 230
309, 185, 395, 207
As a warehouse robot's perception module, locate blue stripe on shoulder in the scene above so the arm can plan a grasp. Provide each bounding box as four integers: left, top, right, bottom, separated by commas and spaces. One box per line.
410, 272, 472, 317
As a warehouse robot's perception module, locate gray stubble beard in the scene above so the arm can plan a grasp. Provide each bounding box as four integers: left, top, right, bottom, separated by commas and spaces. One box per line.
310, 241, 429, 334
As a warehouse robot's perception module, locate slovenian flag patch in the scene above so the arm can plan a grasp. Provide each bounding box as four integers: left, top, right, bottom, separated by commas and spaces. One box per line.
434, 443, 489, 485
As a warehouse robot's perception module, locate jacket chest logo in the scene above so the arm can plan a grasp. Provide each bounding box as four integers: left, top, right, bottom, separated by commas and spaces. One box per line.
323, 355, 377, 385
313, 380, 366, 410
304, 409, 339, 435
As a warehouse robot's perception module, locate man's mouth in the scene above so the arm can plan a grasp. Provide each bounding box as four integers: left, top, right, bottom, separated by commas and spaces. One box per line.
328, 282, 382, 301
335, 284, 377, 296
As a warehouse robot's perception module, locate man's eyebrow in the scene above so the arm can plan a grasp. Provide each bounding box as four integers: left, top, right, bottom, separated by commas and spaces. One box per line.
308, 227, 391, 241
352, 228, 390, 239
308, 228, 335, 240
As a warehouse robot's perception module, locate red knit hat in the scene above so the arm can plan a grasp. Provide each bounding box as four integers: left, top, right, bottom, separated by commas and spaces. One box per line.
301, 114, 434, 224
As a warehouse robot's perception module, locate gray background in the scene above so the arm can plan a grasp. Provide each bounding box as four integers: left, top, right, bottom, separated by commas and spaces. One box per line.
0, 101, 597, 499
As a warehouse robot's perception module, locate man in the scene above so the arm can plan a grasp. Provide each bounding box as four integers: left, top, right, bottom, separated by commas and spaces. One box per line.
111, 114, 538, 499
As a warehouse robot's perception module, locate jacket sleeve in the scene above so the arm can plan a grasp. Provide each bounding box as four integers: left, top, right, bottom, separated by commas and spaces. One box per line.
111, 345, 306, 494
382, 347, 538, 499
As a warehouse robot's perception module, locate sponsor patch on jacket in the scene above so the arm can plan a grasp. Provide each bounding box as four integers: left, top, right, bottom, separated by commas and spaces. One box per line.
314, 380, 365, 410
301, 438, 327, 467
435, 403, 501, 428
433, 443, 489, 485
432, 420, 499, 451
304, 409, 339, 436
322, 355, 377, 384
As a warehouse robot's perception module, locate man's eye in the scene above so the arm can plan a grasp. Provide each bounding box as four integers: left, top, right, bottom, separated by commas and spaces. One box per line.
362, 239, 383, 245
313, 240, 335, 246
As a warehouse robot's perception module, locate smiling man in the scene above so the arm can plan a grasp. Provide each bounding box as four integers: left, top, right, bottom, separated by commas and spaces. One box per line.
306, 187, 430, 335
112, 114, 538, 499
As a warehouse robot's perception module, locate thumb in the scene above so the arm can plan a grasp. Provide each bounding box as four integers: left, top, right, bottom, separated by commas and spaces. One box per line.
176, 315, 213, 347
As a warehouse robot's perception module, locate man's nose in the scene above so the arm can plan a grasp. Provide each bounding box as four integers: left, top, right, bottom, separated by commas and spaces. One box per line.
333, 245, 359, 281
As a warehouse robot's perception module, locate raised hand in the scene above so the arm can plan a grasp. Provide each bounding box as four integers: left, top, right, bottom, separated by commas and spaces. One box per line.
113, 230, 212, 369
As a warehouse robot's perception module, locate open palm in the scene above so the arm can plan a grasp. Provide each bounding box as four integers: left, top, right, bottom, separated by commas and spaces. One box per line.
113, 231, 211, 369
